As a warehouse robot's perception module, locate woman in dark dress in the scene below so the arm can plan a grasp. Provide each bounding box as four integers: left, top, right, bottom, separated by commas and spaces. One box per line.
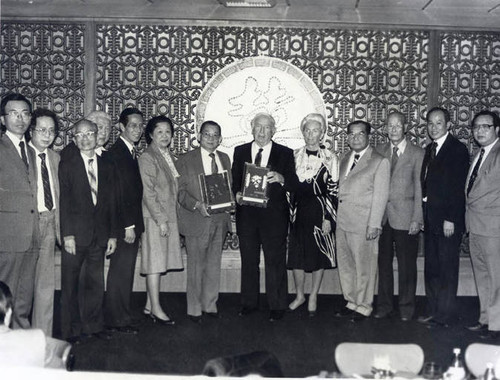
287, 113, 338, 316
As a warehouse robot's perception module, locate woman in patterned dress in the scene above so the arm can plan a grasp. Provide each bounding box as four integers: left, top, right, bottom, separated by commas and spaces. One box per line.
287, 113, 339, 316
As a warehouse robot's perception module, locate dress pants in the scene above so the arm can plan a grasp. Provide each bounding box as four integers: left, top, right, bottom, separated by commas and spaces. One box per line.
32, 210, 56, 336
105, 238, 139, 327
239, 226, 288, 311
0, 243, 38, 329
469, 233, 500, 331
424, 228, 462, 323
60, 240, 105, 339
376, 222, 418, 319
336, 228, 378, 316
185, 220, 225, 317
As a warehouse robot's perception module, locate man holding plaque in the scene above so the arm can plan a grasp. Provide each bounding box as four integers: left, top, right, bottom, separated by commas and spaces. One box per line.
232, 113, 299, 322
177, 120, 232, 323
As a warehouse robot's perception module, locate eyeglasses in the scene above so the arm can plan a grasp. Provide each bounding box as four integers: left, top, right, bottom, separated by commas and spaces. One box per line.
347, 131, 367, 138
33, 127, 56, 136
74, 131, 96, 138
5, 110, 31, 119
201, 132, 221, 139
472, 124, 495, 131
127, 123, 144, 130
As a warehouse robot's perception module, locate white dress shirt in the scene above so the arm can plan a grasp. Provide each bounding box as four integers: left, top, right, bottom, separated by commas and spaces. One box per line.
251, 141, 272, 167
30, 143, 56, 213
5, 130, 29, 164
200, 147, 223, 175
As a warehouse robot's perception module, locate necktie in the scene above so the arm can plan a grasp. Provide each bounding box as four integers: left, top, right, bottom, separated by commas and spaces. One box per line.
19, 141, 29, 169
88, 158, 98, 205
39, 153, 53, 210
209, 152, 218, 174
467, 148, 485, 196
429, 141, 437, 161
422, 142, 438, 198
391, 146, 399, 173
131, 147, 136, 160
254, 148, 263, 167
350, 153, 360, 172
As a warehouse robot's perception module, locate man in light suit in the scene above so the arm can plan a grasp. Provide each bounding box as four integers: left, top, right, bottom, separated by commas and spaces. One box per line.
232, 113, 299, 322
28, 108, 60, 337
464, 110, 500, 340
335, 120, 390, 321
374, 112, 424, 321
0, 93, 39, 329
105, 108, 144, 334
59, 119, 117, 343
177, 120, 232, 323
418, 107, 469, 328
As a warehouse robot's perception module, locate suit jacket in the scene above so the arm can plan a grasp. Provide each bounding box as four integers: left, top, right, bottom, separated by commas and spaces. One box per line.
59, 152, 117, 247
0, 135, 39, 252
376, 141, 424, 230
176, 148, 231, 237
466, 139, 500, 237
421, 134, 469, 234
138, 142, 178, 225
337, 146, 390, 234
231, 141, 299, 236
107, 138, 144, 235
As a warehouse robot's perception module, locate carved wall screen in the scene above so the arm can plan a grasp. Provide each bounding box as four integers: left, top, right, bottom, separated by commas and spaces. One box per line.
0, 22, 86, 149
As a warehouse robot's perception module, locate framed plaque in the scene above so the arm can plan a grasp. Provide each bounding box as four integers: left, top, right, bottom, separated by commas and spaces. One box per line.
199, 170, 235, 214
241, 163, 269, 207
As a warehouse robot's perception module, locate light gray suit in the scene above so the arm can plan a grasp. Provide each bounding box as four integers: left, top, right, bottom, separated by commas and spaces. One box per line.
336, 146, 390, 316
176, 148, 231, 317
466, 139, 500, 331
375, 141, 424, 319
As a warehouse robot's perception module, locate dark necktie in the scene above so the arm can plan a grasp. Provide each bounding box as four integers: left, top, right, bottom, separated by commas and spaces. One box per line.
350, 153, 360, 172
467, 148, 485, 196
422, 142, 437, 198
254, 148, 263, 167
88, 158, 98, 205
131, 147, 136, 160
209, 152, 218, 174
391, 146, 399, 173
39, 153, 53, 210
19, 141, 29, 169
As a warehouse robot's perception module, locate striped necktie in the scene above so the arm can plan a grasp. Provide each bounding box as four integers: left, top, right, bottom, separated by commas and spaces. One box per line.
39, 153, 54, 210
88, 158, 98, 205
19, 141, 29, 169
209, 152, 218, 174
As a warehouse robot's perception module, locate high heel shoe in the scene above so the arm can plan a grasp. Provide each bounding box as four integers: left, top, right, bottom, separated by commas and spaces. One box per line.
149, 313, 175, 325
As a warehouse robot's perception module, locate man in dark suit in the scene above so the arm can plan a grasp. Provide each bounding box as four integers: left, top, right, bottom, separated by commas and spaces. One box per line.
105, 108, 145, 334
335, 121, 390, 321
418, 107, 469, 328
232, 113, 299, 322
59, 119, 117, 343
0, 93, 39, 329
464, 110, 500, 340
177, 120, 232, 323
28, 108, 60, 337
374, 112, 424, 321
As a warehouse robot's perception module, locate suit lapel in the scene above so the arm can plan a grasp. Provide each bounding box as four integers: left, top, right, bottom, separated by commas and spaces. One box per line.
349, 146, 371, 176
78, 154, 94, 207
47, 149, 60, 204
478, 139, 500, 176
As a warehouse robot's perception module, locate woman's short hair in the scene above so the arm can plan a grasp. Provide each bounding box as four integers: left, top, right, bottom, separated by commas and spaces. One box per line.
145, 115, 174, 145
300, 113, 327, 134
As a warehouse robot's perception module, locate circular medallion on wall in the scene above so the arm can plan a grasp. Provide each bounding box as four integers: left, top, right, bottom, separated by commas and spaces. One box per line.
196, 56, 326, 160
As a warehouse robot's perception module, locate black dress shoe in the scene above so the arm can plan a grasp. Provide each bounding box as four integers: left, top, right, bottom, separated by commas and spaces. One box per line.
350, 312, 367, 322
425, 318, 449, 329
238, 306, 258, 316
93, 330, 113, 340
334, 307, 354, 318
466, 322, 488, 332
115, 325, 139, 334
480, 330, 500, 340
269, 310, 285, 322
149, 313, 175, 325
66, 336, 82, 345
202, 311, 220, 319
188, 315, 202, 324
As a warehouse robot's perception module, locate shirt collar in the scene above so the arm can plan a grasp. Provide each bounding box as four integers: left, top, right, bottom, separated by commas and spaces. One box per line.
5, 130, 25, 146
434, 132, 449, 149
352, 145, 369, 159
252, 140, 272, 151
120, 136, 135, 154
481, 138, 499, 155
391, 138, 407, 153
80, 151, 97, 162
29, 142, 46, 155
201, 146, 217, 157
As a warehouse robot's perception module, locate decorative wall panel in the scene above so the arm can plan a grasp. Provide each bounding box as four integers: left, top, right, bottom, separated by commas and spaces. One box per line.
0, 22, 86, 149
439, 31, 500, 154
95, 25, 430, 155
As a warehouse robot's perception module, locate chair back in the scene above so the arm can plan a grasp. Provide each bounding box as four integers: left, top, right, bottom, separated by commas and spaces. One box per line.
465, 343, 500, 378
335, 342, 424, 377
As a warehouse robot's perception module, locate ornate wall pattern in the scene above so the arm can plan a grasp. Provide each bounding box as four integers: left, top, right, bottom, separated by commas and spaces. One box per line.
95, 25, 430, 155
439, 31, 500, 154
0, 22, 86, 149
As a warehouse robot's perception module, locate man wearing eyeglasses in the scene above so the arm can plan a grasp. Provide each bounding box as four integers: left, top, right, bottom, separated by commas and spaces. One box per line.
104, 108, 145, 334
335, 120, 390, 322
464, 110, 500, 340
176, 120, 232, 323
418, 107, 469, 328
28, 108, 60, 337
59, 119, 117, 344
0, 93, 38, 329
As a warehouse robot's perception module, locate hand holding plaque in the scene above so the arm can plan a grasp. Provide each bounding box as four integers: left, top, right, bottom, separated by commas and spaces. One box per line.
241, 163, 270, 208
199, 170, 235, 214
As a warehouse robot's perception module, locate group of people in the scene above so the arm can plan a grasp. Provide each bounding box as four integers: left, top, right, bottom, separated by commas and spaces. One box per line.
1, 90, 499, 346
